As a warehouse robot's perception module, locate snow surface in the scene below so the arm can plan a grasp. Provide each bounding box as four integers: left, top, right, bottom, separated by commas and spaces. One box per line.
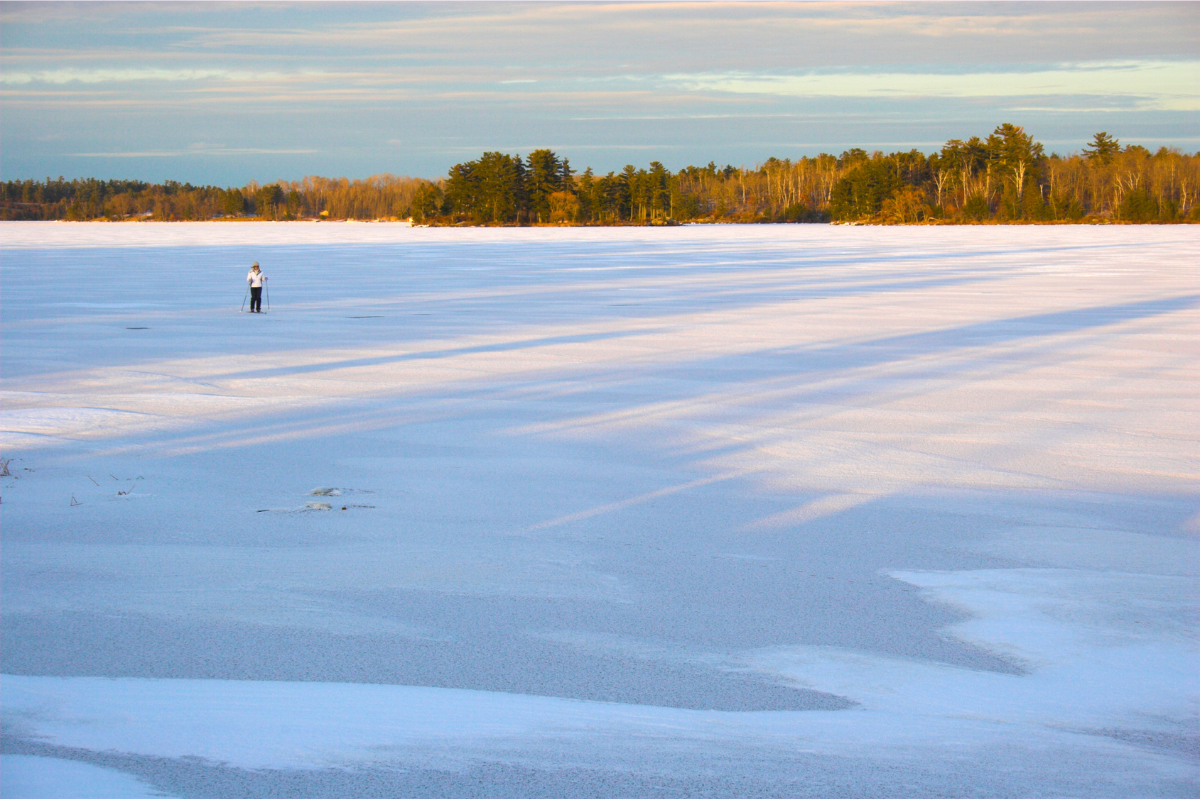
0, 755, 163, 799
1, 221, 1197, 797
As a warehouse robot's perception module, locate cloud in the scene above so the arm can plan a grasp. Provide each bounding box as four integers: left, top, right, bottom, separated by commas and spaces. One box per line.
3, 68, 228, 85
664, 60, 1200, 112
67, 147, 318, 158
3, 3, 1196, 181
7, 57, 1193, 115
0, 68, 301, 85
166, 3, 1198, 64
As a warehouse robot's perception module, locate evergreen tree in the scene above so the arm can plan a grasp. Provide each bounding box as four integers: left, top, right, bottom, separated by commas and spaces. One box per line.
830, 156, 904, 220
1084, 132, 1121, 165
988, 124, 1043, 208
525, 149, 563, 223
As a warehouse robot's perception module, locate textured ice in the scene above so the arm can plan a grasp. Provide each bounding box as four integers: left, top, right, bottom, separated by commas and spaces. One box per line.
1, 222, 1196, 797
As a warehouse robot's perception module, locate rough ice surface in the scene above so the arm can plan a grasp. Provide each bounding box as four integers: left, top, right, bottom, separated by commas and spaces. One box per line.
1, 221, 1196, 797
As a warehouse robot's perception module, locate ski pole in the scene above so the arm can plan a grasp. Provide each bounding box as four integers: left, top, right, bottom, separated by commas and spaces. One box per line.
241, 286, 249, 312
265, 282, 270, 312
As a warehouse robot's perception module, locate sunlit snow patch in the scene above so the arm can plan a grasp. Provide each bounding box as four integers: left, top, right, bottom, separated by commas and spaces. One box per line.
748, 567, 1198, 755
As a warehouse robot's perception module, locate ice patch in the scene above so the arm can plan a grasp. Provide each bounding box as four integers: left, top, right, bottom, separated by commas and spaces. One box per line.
965, 525, 1198, 576
2, 563, 1195, 785
257, 503, 338, 513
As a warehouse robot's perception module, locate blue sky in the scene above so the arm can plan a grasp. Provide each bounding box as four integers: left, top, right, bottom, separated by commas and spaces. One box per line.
2, 2, 1197, 185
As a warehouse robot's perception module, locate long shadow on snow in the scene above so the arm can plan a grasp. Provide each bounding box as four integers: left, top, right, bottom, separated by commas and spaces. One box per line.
91, 292, 1199, 460
195, 293, 1196, 387
637, 293, 1200, 385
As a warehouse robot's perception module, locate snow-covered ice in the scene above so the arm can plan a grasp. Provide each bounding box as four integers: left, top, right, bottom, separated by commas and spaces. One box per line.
1, 222, 1196, 797
0, 755, 161, 799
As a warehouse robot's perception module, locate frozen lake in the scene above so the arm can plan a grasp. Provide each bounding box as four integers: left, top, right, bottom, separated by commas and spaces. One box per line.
1, 222, 1197, 797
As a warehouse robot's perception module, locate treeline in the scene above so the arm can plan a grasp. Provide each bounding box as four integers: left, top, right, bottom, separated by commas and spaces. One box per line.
4, 126, 1197, 224
0, 175, 427, 222
421, 127, 1198, 224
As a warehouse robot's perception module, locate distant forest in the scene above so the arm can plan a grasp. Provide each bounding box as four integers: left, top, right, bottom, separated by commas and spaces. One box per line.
3, 126, 1197, 224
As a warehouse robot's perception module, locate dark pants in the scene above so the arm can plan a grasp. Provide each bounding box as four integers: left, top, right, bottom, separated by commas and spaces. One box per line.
250, 286, 262, 312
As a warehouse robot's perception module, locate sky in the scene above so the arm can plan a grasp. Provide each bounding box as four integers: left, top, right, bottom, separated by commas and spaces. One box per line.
1, 1, 1198, 185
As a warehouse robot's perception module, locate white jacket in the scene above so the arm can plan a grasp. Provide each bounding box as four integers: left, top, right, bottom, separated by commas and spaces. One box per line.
247, 269, 266, 288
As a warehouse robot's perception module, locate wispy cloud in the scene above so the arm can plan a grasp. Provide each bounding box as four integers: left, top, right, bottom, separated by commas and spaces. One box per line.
665, 60, 1200, 112
3, 3, 1197, 181
3, 68, 231, 85
8, 59, 1193, 112
0, 68, 308, 85
68, 147, 318, 158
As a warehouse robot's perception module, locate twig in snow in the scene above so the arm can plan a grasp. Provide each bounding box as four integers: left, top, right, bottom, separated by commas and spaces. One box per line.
0, 459, 11, 477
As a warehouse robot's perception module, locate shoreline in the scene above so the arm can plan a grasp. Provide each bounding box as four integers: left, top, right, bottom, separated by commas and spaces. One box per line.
5, 218, 1195, 227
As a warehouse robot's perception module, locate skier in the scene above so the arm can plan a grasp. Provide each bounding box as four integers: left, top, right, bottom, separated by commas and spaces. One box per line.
246, 262, 267, 313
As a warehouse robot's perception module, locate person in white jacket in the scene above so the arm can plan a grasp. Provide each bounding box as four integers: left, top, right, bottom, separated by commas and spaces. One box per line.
246, 262, 267, 312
